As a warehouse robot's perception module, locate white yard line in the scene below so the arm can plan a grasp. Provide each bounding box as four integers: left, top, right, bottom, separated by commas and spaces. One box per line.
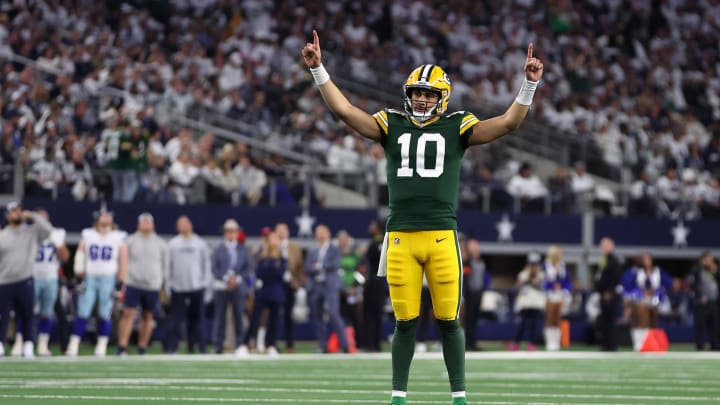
3, 351, 720, 363
0, 394, 439, 404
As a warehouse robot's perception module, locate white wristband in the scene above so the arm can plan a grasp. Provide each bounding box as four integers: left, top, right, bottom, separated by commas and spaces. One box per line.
310, 64, 330, 86
515, 78, 539, 106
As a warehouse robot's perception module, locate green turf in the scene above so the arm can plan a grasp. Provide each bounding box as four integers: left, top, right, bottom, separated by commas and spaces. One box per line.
0, 352, 719, 404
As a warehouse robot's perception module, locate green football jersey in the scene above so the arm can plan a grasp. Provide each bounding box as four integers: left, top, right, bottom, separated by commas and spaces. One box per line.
373, 109, 479, 231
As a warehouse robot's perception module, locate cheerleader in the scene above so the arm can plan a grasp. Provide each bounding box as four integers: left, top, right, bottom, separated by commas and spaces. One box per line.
625, 254, 672, 351
543, 245, 572, 351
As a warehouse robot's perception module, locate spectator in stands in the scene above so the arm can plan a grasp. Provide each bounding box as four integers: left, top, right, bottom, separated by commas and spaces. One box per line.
510, 252, 545, 351
543, 245, 572, 351
166, 216, 211, 354
656, 165, 683, 218
548, 166, 572, 214
361, 219, 387, 352
570, 161, 595, 212
60, 147, 94, 201
26, 147, 62, 198
507, 162, 548, 213
117, 213, 168, 356
211, 219, 252, 355
141, 153, 171, 203
467, 164, 512, 212
168, 151, 198, 205
629, 169, 658, 217
463, 238, 490, 352
234, 156, 266, 206
337, 230, 362, 340
700, 178, 720, 218
595, 238, 622, 351
241, 230, 286, 357
689, 252, 719, 351
305, 224, 348, 353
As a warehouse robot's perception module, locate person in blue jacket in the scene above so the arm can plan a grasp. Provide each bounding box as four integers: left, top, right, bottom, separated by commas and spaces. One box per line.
239, 230, 287, 357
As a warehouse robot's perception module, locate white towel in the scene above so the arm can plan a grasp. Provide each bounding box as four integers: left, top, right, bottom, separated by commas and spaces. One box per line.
377, 232, 389, 277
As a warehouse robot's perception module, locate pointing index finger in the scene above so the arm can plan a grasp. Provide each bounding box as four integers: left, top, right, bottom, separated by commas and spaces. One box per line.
527, 43, 533, 60
313, 30, 319, 48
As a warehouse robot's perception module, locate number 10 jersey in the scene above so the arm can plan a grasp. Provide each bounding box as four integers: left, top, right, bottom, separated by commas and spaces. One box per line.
373, 109, 479, 231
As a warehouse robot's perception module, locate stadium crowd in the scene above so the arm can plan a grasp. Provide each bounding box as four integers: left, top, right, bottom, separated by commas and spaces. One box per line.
0, 1, 717, 218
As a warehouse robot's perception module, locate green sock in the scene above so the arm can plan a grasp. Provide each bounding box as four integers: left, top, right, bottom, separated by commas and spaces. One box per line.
391, 318, 418, 391
438, 319, 466, 392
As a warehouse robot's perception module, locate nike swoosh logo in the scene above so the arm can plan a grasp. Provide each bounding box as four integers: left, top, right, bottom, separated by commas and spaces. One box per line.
435, 237, 447, 243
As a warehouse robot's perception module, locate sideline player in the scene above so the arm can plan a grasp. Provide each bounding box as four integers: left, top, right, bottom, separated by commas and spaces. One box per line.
302, 30, 543, 405
66, 210, 128, 357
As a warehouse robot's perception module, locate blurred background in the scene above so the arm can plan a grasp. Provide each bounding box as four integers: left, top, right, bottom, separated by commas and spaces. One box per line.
0, 0, 719, 352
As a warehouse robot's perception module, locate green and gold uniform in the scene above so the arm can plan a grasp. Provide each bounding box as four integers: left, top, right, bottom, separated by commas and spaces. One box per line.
373, 108, 479, 321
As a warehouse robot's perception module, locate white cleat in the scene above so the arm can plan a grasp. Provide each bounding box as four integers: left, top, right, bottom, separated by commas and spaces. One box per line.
22, 342, 35, 359
65, 335, 81, 357
10, 334, 23, 357
37, 334, 52, 356
266, 346, 279, 358
235, 345, 249, 358
415, 342, 427, 353
94, 336, 109, 358
0, 342, 5, 357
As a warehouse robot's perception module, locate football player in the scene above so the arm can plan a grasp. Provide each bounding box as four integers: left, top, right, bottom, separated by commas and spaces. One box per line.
66, 210, 128, 357
302, 30, 543, 405
22, 210, 68, 356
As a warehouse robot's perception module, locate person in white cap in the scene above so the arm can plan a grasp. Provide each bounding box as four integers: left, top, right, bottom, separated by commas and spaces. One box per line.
11, 209, 69, 357
117, 213, 168, 355
0, 202, 54, 358
211, 219, 253, 355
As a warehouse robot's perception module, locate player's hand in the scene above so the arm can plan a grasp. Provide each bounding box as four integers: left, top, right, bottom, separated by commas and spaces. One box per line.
302, 30, 322, 68
524, 43, 544, 82
21, 210, 34, 220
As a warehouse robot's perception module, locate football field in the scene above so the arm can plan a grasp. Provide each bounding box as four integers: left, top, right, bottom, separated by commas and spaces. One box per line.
0, 352, 719, 404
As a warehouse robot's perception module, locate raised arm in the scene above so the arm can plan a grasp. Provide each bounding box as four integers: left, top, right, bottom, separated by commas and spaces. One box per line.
302, 30, 381, 142
468, 44, 544, 145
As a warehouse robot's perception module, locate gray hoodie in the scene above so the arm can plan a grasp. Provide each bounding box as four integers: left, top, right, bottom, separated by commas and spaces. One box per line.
167, 233, 211, 292
0, 214, 53, 284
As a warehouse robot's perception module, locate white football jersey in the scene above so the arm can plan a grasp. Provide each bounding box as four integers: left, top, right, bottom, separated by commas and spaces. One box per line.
33, 228, 66, 280
82, 228, 127, 276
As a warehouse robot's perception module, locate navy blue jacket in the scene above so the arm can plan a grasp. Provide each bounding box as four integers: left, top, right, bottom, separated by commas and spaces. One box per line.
256, 256, 287, 303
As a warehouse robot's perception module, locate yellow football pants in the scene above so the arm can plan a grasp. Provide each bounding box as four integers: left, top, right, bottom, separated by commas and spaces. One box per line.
385, 230, 462, 321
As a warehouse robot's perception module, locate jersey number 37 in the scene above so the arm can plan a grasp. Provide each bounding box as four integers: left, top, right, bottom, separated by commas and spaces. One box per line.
397, 133, 445, 178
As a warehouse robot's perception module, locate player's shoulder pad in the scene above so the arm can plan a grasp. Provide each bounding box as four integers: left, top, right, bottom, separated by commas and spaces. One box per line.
113, 230, 128, 241
458, 111, 480, 136
51, 228, 67, 242
81, 228, 95, 239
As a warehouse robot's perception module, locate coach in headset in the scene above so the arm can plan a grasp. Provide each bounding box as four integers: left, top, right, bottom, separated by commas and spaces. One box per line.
0, 202, 54, 357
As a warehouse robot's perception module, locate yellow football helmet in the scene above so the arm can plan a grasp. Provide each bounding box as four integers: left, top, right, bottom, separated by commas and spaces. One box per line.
403, 64, 452, 121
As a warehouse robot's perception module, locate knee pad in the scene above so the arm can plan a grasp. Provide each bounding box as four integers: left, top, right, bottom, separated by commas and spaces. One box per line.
395, 317, 419, 336
437, 319, 460, 334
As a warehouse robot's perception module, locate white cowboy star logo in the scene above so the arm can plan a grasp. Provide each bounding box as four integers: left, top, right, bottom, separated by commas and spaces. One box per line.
295, 209, 316, 238
496, 215, 515, 242
671, 221, 690, 247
